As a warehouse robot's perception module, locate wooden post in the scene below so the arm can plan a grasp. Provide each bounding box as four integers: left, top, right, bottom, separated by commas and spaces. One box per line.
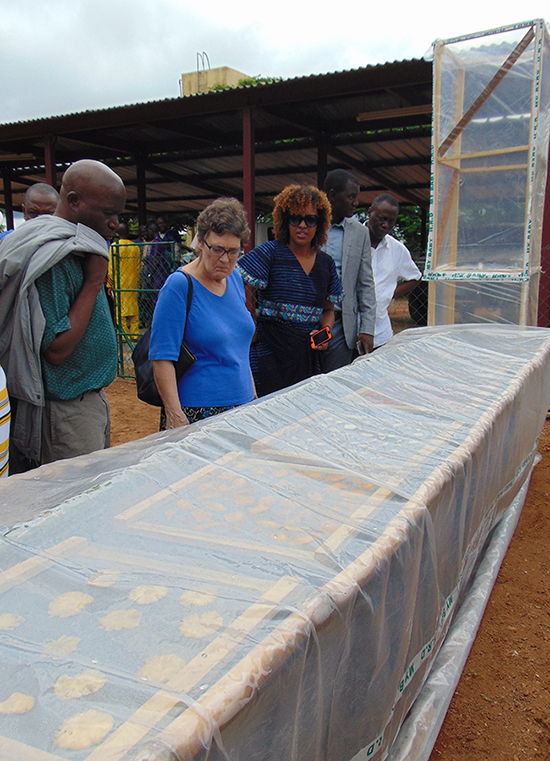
317, 137, 327, 190
2, 170, 13, 230
136, 155, 147, 228
242, 107, 255, 252
421, 206, 428, 255
44, 134, 57, 188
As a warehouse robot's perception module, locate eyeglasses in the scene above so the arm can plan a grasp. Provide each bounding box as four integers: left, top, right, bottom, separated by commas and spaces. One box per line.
202, 240, 242, 259
288, 214, 319, 228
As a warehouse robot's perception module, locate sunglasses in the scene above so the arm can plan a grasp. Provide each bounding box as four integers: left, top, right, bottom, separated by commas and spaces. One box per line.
288, 214, 319, 228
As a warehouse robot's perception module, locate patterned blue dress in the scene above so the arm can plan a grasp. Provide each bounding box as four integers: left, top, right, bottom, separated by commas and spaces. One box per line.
237, 241, 343, 397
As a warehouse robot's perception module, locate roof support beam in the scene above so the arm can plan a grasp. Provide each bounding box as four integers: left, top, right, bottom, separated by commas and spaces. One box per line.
254, 104, 319, 139
327, 143, 426, 206
132, 182, 429, 207
2, 126, 430, 181
317, 136, 328, 189
242, 107, 256, 251
0, 176, 40, 200
120, 154, 429, 190
144, 161, 237, 200
2, 170, 13, 229
43, 134, 57, 188
135, 154, 147, 228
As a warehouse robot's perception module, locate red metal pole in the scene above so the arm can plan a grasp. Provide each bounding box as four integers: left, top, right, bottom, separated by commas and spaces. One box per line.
317, 137, 327, 190
242, 107, 255, 252
136, 155, 147, 228
2, 171, 13, 230
537, 143, 550, 327
44, 134, 57, 188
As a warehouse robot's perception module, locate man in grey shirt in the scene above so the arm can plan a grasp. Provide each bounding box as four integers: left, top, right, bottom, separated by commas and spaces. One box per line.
321, 169, 376, 372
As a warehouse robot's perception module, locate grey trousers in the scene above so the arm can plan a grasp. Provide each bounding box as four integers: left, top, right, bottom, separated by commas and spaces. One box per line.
319, 317, 353, 374
41, 389, 111, 464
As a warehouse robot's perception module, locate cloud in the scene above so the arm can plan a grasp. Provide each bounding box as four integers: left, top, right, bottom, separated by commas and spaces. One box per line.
0, 0, 547, 123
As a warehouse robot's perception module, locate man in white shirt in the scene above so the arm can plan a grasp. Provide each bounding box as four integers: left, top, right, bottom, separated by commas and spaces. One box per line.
367, 194, 422, 349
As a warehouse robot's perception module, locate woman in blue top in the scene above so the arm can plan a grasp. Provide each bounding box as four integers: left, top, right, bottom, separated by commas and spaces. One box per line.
150, 198, 255, 428
237, 185, 343, 397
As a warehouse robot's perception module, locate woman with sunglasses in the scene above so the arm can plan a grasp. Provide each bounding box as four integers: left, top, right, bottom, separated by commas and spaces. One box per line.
237, 185, 342, 397
149, 198, 256, 429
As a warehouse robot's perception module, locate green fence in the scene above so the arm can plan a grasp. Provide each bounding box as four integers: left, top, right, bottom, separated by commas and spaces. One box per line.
109, 240, 178, 378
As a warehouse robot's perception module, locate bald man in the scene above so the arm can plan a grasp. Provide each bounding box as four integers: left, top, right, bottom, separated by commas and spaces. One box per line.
22, 183, 59, 220
0, 160, 126, 471
0, 183, 59, 243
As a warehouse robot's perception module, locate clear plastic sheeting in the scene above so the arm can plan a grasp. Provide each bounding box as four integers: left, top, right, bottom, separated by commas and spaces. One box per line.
386, 471, 532, 761
429, 279, 524, 326
426, 19, 550, 327
0, 324, 549, 761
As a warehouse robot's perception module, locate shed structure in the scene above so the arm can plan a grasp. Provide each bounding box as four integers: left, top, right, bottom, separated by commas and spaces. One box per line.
0, 58, 433, 247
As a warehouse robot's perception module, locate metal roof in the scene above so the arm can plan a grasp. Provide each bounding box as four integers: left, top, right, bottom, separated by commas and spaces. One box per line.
0, 58, 433, 216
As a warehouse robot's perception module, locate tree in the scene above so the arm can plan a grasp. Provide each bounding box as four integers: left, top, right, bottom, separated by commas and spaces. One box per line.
209, 75, 283, 93
393, 206, 425, 258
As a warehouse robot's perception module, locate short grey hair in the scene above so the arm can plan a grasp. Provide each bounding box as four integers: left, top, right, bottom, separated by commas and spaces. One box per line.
197, 198, 251, 245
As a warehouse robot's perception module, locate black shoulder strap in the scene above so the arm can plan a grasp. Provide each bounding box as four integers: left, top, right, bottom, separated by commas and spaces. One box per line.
178, 270, 193, 338
182, 271, 193, 322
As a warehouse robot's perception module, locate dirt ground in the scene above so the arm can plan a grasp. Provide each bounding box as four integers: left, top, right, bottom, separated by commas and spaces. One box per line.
107, 377, 160, 446
429, 419, 550, 761
105, 300, 550, 760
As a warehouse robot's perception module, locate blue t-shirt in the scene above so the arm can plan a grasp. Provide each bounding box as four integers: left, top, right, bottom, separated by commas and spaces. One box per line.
149, 269, 255, 407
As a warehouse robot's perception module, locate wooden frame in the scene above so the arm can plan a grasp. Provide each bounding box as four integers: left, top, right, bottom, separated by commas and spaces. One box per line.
425, 20, 550, 326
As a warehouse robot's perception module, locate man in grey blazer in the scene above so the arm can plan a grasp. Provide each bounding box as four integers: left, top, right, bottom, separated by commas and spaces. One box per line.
320, 169, 376, 372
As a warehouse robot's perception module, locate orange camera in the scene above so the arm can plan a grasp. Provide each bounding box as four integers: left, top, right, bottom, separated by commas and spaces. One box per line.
310, 326, 332, 348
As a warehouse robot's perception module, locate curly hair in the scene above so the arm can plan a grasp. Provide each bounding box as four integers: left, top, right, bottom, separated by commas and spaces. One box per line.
197, 197, 251, 245
273, 185, 332, 249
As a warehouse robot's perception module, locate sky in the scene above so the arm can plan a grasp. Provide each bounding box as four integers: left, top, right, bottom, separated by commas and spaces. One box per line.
0, 0, 548, 124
